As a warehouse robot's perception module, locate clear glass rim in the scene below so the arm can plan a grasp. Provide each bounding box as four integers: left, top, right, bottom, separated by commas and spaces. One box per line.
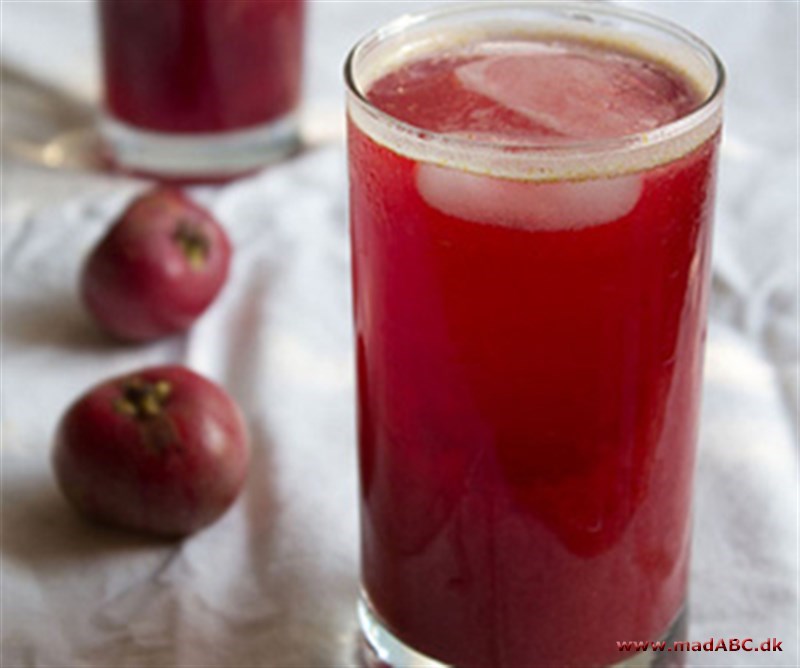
343, 1, 726, 156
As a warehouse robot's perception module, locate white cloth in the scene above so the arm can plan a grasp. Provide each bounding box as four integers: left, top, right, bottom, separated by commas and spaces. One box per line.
1, 2, 797, 667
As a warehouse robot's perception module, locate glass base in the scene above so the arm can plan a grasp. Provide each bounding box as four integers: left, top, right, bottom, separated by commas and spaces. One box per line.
100, 112, 300, 180
358, 596, 688, 668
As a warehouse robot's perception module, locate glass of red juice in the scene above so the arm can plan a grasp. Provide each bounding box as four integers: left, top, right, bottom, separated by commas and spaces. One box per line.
98, 0, 305, 180
345, 3, 724, 667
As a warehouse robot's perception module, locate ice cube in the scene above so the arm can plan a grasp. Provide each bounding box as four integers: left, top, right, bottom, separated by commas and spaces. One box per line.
416, 163, 642, 230
457, 53, 674, 140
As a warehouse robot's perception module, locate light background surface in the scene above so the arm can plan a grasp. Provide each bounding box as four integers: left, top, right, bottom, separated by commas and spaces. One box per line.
1, 1, 798, 666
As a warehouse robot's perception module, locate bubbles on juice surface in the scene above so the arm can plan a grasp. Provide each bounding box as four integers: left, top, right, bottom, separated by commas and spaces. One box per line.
416, 164, 642, 230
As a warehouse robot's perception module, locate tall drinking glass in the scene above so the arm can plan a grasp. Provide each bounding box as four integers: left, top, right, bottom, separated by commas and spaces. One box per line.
98, 0, 305, 180
345, 3, 724, 667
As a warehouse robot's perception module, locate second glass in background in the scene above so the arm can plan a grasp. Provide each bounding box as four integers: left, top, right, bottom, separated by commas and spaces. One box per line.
98, 0, 305, 180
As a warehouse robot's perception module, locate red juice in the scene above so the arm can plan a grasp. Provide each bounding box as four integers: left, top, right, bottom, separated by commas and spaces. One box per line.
99, 0, 304, 134
348, 18, 722, 668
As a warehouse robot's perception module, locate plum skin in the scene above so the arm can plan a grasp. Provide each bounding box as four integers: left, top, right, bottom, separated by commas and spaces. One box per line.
81, 187, 232, 342
53, 366, 250, 537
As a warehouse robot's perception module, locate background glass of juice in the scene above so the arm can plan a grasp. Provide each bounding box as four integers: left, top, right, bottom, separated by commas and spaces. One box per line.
98, 0, 305, 180
346, 3, 724, 667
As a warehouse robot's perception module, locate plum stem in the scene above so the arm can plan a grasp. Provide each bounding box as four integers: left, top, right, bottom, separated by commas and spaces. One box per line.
115, 379, 172, 419
173, 222, 210, 270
